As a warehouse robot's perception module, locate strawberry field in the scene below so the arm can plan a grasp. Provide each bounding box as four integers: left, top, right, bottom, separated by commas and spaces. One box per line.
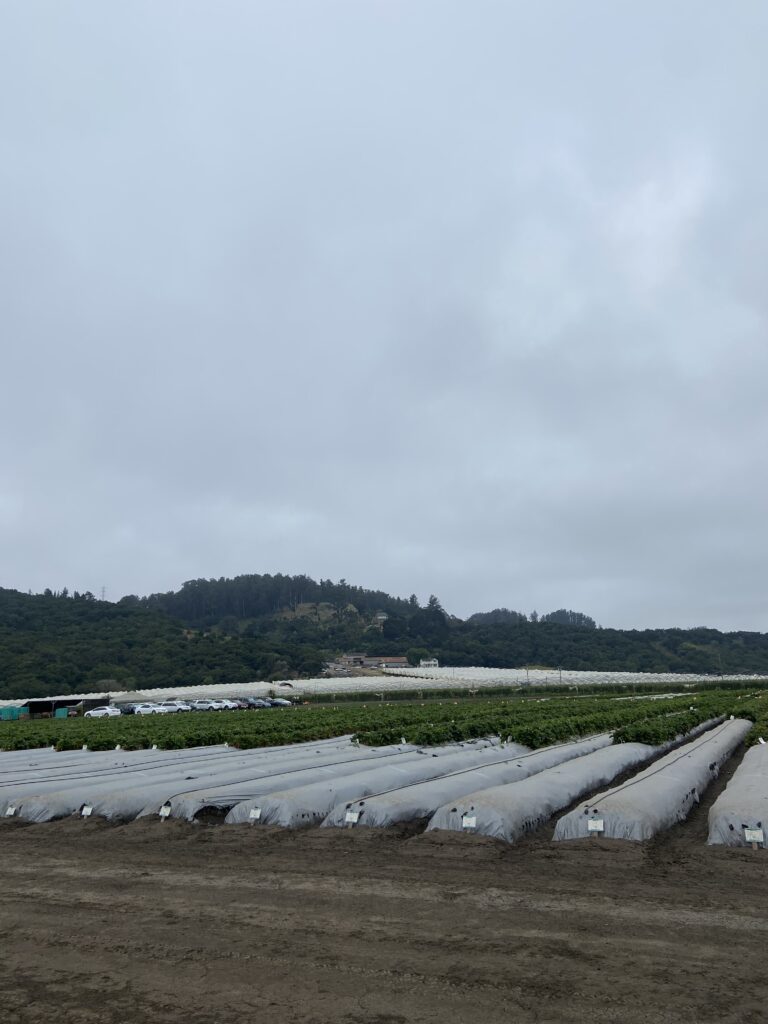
0, 689, 762, 752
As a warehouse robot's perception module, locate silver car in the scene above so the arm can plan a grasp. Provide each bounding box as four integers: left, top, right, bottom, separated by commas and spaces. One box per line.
133, 703, 173, 716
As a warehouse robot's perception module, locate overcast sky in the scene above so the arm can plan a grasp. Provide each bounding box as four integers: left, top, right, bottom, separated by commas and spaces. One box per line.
2, 3, 767, 630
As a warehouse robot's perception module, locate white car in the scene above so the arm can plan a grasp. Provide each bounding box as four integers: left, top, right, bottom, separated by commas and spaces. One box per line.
157, 701, 192, 713
84, 706, 121, 719
133, 703, 173, 715
210, 699, 238, 711
188, 699, 217, 711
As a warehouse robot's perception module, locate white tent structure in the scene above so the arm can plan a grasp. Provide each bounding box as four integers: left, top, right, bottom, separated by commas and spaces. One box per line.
708, 741, 768, 848
553, 718, 752, 842
321, 733, 612, 829
145, 739, 500, 821
426, 742, 658, 842
0, 746, 231, 814
2, 737, 405, 822
224, 741, 529, 827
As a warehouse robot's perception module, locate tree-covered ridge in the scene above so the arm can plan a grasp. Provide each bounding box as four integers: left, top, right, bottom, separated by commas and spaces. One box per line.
2, 575, 768, 700
466, 607, 597, 628
129, 573, 417, 629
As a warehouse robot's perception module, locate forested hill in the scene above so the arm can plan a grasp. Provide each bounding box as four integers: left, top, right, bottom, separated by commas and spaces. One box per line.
3, 579, 768, 700
127, 574, 418, 629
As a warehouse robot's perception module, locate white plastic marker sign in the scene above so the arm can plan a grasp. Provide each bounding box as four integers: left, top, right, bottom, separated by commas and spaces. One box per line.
249, 807, 262, 821
744, 828, 764, 845
81, 805, 93, 818
344, 810, 360, 824
159, 804, 171, 819
4, 806, 16, 817
461, 815, 477, 829
587, 818, 604, 833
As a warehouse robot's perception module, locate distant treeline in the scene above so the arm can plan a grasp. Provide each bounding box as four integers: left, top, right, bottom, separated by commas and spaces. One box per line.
467, 607, 597, 628
123, 574, 417, 628
0, 574, 766, 699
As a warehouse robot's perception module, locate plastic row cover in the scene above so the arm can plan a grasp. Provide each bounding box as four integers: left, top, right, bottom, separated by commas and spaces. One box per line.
160, 739, 501, 821
321, 733, 613, 829
225, 741, 529, 826
427, 742, 658, 843
10, 740, 413, 823
0, 745, 237, 790
554, 718, 752, 842
708, 742, 768, 848
14, 747, 338, 823
0, 734, 356, 794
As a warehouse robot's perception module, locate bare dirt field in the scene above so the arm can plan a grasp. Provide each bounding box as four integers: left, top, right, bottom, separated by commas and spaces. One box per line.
1, 763, 767, 1024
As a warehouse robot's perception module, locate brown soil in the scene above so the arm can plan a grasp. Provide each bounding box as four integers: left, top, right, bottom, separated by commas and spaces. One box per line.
1, 765, 767, 1024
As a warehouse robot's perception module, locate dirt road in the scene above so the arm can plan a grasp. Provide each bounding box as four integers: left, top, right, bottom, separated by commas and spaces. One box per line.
1, 773, 767, 1024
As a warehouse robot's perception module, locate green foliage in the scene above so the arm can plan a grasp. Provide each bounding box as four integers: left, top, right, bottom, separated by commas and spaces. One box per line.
5, 576, 768, 700
0, 690, 757, 753
732, 693, 768, 744
612, 695, 734, 745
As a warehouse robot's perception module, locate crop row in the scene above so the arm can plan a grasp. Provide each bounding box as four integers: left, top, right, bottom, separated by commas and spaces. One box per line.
728, 693, 768, 744
0, 694, 647, 752
354, 692, 744, 747
0, 691, 756, 753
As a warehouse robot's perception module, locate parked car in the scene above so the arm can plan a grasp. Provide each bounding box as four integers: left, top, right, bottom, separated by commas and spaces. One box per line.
117, 704, 139, 715
216, 699, 240, 711
133, 702, 173, 716
84, 705, 121, 719
188, 699, 217, 712
225, 698, 250, 710
245, 698, 271, 709
157, 700, 192, 713
268, 698, 294, 707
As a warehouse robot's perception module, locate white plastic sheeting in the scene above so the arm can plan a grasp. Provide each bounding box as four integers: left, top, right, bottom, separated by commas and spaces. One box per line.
426, 742, 657, 842
149, 740, 500, 821
2, 747, 248, 820
708, 742, 768, 848
3, 668, 756, 710
553, 718, 752, 842
321, 733, 613, 829
0, 746, 229, 815
1, 737, 398, 822
225, 741, 529, 827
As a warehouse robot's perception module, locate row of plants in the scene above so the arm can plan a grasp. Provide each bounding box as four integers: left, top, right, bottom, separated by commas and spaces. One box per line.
727, 694, 768, 745
0, 691, 756, 753
0, 693, 649, 752
353, 692, 744, 747
610, 693, 745, 745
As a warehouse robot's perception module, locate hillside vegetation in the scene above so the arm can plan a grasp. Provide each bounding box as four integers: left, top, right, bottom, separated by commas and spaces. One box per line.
1, 574, 768, 699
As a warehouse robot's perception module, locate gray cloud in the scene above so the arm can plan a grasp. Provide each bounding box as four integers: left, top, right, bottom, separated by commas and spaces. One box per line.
2, 2, 767, 629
